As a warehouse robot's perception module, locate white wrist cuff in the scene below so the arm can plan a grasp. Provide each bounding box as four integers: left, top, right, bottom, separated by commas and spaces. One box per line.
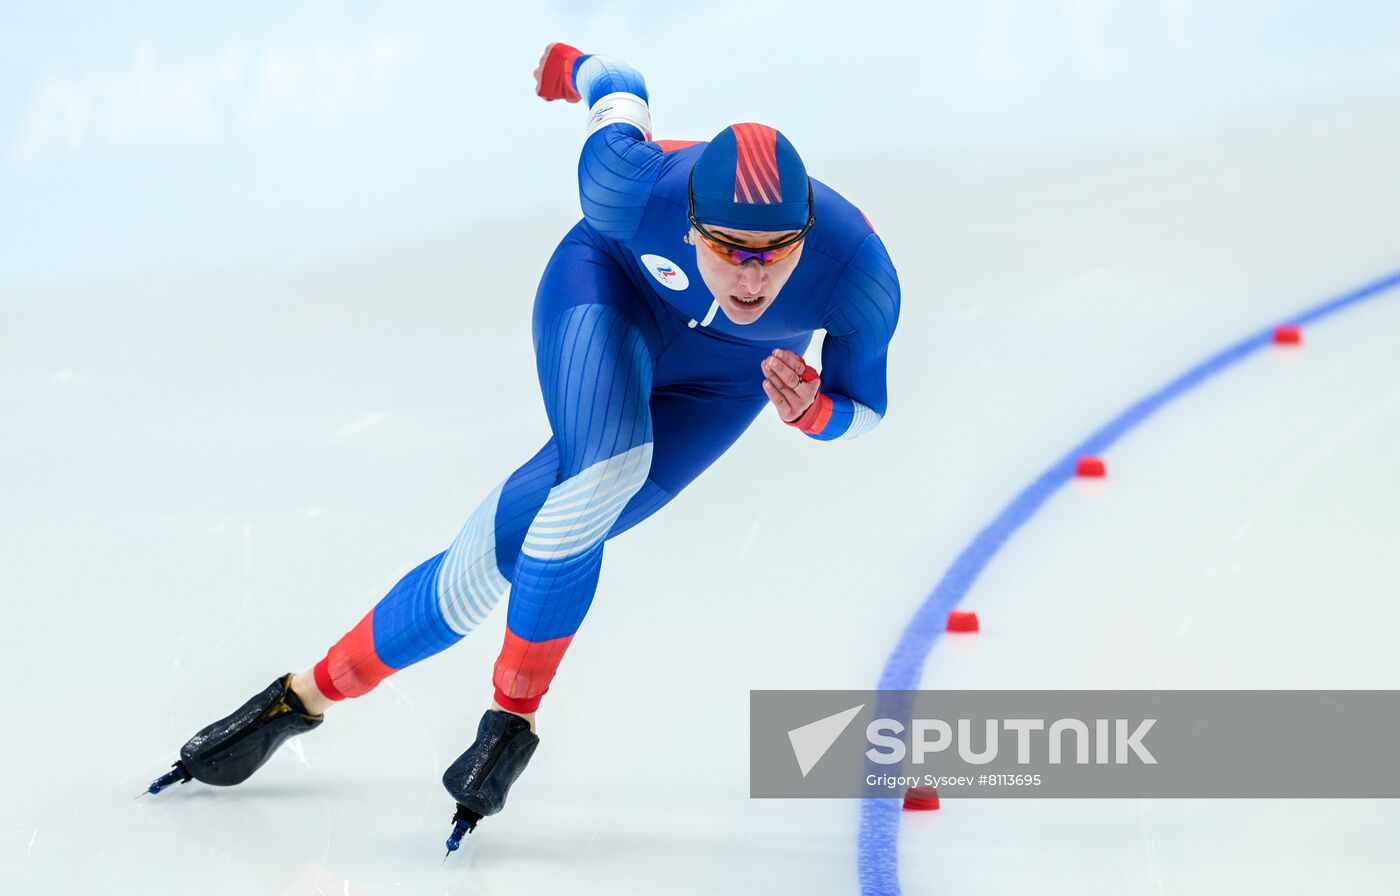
587, 91, 652, 140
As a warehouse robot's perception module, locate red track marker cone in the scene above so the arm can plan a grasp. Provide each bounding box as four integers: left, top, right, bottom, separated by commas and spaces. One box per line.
903, 786, 940, 811
1273, 324, 1301, 345
1075, 456, 1106, 478
946, 610, 980, 632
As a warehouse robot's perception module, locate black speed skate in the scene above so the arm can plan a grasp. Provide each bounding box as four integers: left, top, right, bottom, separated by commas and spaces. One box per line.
146, 673, 324, 795
441, 710, 539, 855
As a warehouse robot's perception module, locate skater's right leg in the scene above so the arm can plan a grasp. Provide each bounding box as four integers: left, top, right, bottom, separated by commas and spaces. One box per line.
151, 444, 563, 794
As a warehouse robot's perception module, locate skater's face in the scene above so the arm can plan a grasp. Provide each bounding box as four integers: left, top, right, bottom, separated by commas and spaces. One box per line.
691, 226, 805, 325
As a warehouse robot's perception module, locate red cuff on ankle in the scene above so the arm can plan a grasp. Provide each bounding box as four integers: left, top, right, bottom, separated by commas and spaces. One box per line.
493, 688, 543, 714
313, 659, 346, 702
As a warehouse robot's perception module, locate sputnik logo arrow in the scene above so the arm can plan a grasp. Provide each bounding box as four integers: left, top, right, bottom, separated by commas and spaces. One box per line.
788, 704, 865, 777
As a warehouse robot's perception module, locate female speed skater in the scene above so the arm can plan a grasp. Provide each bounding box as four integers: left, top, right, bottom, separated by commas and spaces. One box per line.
147, 42, 901, 855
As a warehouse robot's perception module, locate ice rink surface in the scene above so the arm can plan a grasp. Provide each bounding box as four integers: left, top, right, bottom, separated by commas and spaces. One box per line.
6, 44, 1400, 896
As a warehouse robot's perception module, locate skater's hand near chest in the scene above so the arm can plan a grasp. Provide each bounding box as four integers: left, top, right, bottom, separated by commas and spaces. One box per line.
761, 349, 820, 423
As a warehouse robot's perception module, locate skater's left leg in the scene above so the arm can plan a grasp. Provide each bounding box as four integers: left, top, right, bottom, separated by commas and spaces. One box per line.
490, 387, 769, 713
441, 389, 767, 828
488, 300, 658, 715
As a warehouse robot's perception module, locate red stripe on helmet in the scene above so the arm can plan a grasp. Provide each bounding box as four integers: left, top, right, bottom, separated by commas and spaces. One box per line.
731, 123, 781, 205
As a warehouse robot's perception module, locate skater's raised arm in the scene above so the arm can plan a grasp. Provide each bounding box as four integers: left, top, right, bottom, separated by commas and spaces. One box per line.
533, 42, 663, 241
762, 233, 901, 440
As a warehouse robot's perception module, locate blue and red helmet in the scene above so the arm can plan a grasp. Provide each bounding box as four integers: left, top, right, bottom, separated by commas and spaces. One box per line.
688, 123, 813, 234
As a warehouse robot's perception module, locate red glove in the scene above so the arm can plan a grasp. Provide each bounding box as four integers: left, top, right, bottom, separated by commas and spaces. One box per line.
533, 42, 584, 103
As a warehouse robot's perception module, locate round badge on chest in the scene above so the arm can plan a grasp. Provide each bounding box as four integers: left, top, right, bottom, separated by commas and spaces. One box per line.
640, 254, 690, 291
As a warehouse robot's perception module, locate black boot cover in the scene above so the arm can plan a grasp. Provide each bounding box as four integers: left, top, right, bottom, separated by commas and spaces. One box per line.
178, 674, 324, 786
442, 709, 540, 819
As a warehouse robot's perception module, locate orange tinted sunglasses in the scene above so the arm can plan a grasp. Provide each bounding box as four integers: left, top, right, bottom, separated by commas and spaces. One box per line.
694, 231, 805, 266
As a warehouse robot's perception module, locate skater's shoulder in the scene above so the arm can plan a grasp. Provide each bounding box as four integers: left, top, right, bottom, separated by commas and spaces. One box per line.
818, 219, 900, 339
802, 179, 883, 265
642, 138, 709, 208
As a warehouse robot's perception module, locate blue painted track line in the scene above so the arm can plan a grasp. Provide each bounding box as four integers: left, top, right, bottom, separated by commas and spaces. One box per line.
858, 267, 1400, 896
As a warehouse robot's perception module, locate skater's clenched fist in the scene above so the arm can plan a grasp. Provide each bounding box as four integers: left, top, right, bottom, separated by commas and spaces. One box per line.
533, 42, 584, 103
761, 348, 820, 423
